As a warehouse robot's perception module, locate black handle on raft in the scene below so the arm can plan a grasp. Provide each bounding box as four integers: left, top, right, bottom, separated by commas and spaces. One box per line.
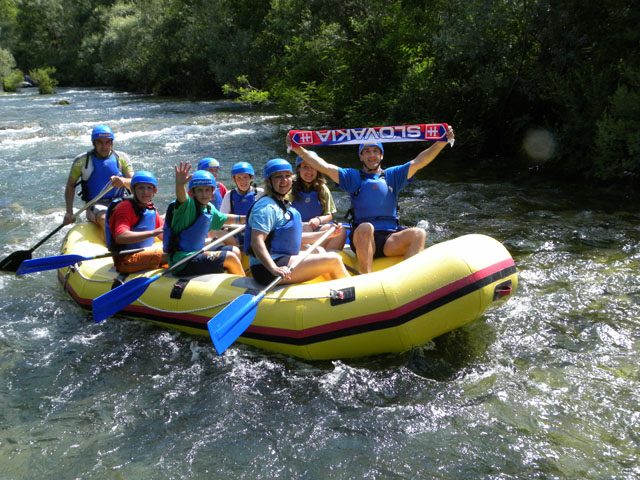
493, 280, 512, 301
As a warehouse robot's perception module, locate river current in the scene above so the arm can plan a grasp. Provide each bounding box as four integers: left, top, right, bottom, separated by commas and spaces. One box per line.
1, 88, 638, 479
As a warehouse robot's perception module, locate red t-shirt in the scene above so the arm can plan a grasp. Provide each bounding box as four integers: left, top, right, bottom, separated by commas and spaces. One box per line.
109, 200, 162, 239
218, 181, 227, 198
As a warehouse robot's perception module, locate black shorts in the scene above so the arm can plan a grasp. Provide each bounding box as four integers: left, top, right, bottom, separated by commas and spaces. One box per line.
349, 227, 397, 259
175, 247, 233, 276
250, 255, 291, 286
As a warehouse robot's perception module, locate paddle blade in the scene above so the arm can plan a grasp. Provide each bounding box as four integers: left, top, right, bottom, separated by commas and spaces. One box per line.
208, 292, 264, 355
0, 250, 32, 273
16, 254, 90, 275
92, 274, 160, 323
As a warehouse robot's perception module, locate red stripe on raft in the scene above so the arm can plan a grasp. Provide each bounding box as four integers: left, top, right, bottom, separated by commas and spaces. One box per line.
58, 257, 515, 334
246, 258, 515, 340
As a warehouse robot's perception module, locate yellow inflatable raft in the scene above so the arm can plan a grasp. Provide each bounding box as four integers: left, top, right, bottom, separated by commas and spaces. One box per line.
57, 223, 517, 360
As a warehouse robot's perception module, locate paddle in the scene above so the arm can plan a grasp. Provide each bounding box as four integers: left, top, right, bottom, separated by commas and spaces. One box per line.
16, 247, 146, 275
0, 183, 114, 273
91, 225, 245, 323
208, 225, 338, 355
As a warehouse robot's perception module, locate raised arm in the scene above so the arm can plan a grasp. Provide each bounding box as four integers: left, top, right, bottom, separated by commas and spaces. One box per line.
407, 126, 455, 179
287, 134, 340, 184
174, 161, 192, 204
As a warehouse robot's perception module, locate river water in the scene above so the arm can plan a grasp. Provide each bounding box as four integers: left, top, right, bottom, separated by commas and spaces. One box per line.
1, 88, 638, 479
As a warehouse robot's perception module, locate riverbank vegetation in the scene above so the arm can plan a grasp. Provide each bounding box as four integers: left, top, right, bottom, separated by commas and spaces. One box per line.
0, 0, 638, 184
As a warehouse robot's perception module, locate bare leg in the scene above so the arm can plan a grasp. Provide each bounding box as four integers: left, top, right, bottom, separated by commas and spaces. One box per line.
383, 227, 426, 259
281, 252, 348, 284
352, 223, 375, 274
87, 209, 107, 237
222, 250, 245, 276
323, 227, 347, 251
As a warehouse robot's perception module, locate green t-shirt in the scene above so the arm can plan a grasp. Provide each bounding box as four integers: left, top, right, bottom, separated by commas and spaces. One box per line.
169, 195, 228, 268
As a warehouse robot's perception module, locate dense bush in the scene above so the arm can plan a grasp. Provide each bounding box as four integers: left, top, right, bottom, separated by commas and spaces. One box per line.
28, 66, 57, 94
0, 46, 20, 92
2, 70, 22, 92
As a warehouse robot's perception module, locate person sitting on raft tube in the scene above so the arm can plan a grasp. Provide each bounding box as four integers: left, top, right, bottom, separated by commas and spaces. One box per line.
63, 124, 134, 232
220, 161, 263, 248
104, 170, 167, 273
197, 157, 227, 210
287, 126, 455, 274
287, 153, 347, 252
245, 158, 349, 286
163, 162, 245, 276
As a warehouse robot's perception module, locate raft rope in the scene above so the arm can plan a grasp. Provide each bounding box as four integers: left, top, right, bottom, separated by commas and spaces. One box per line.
74, 266, 113, 283
72, 263, 334, 313
136, 292, 334, 314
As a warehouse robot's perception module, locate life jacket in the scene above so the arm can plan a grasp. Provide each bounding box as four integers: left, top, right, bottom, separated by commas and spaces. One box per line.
104, 198, 157, 252
229, 186, 257, 216
291, 188, 322, 222
348, 170, 399, 230
76, 150, 125, 201
162, 200, 212, 257
244, 197, 302, 258
212, 188, 223, 210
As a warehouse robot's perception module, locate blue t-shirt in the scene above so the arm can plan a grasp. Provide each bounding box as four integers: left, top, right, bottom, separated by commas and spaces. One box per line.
247, 196, 292, 266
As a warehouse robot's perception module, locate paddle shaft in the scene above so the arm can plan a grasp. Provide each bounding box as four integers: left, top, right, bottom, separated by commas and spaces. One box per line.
208, 225, 337, 354
165, 225, 245, 277
30, 183, 115, 253
0, 183, 116, 272
257, 225, 338, 301
91, 224, 246, 323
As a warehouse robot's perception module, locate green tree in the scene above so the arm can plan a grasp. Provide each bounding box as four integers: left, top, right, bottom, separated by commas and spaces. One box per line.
29, 66, 58, 94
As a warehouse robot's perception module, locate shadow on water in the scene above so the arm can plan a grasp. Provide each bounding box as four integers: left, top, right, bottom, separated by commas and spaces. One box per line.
315, 318, 497, 383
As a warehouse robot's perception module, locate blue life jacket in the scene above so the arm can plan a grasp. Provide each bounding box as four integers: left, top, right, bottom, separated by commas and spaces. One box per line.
350, 170, 399, 230
105, 198, 157, 252
291, 189, 322, 222
229, 187, 257, 248
212, 188, 223, 210
163, 200, 212, 256
79, 151, 125, 201
230, 187, 257, 216
244, 197, 302, 258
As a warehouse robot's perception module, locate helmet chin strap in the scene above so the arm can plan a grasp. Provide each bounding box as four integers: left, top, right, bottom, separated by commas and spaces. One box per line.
362, 161, 382, 174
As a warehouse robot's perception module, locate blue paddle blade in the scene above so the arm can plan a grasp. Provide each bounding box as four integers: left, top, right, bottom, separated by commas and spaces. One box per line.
208, 292, 265, 355
92, 273, 160, 323
16, 254, 89, 275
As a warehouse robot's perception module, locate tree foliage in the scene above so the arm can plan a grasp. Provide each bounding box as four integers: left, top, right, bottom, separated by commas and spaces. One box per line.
29, 66, 57, 94
0, 0, 638, 183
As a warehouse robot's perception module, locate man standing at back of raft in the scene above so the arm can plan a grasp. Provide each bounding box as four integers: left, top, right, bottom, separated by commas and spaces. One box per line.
286, 126, 454, 274
63, 125, 133, 232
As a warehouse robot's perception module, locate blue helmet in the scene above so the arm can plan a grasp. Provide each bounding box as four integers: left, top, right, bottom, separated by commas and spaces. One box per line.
295, 151, 316, 168
197, 157, 220, 171
188, 170, 216, 191
131, 170, 158, 189
91, 125, 114, 141
358, 142, 384, 155
263, 158, 293, 179
231, 161, 255, 176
